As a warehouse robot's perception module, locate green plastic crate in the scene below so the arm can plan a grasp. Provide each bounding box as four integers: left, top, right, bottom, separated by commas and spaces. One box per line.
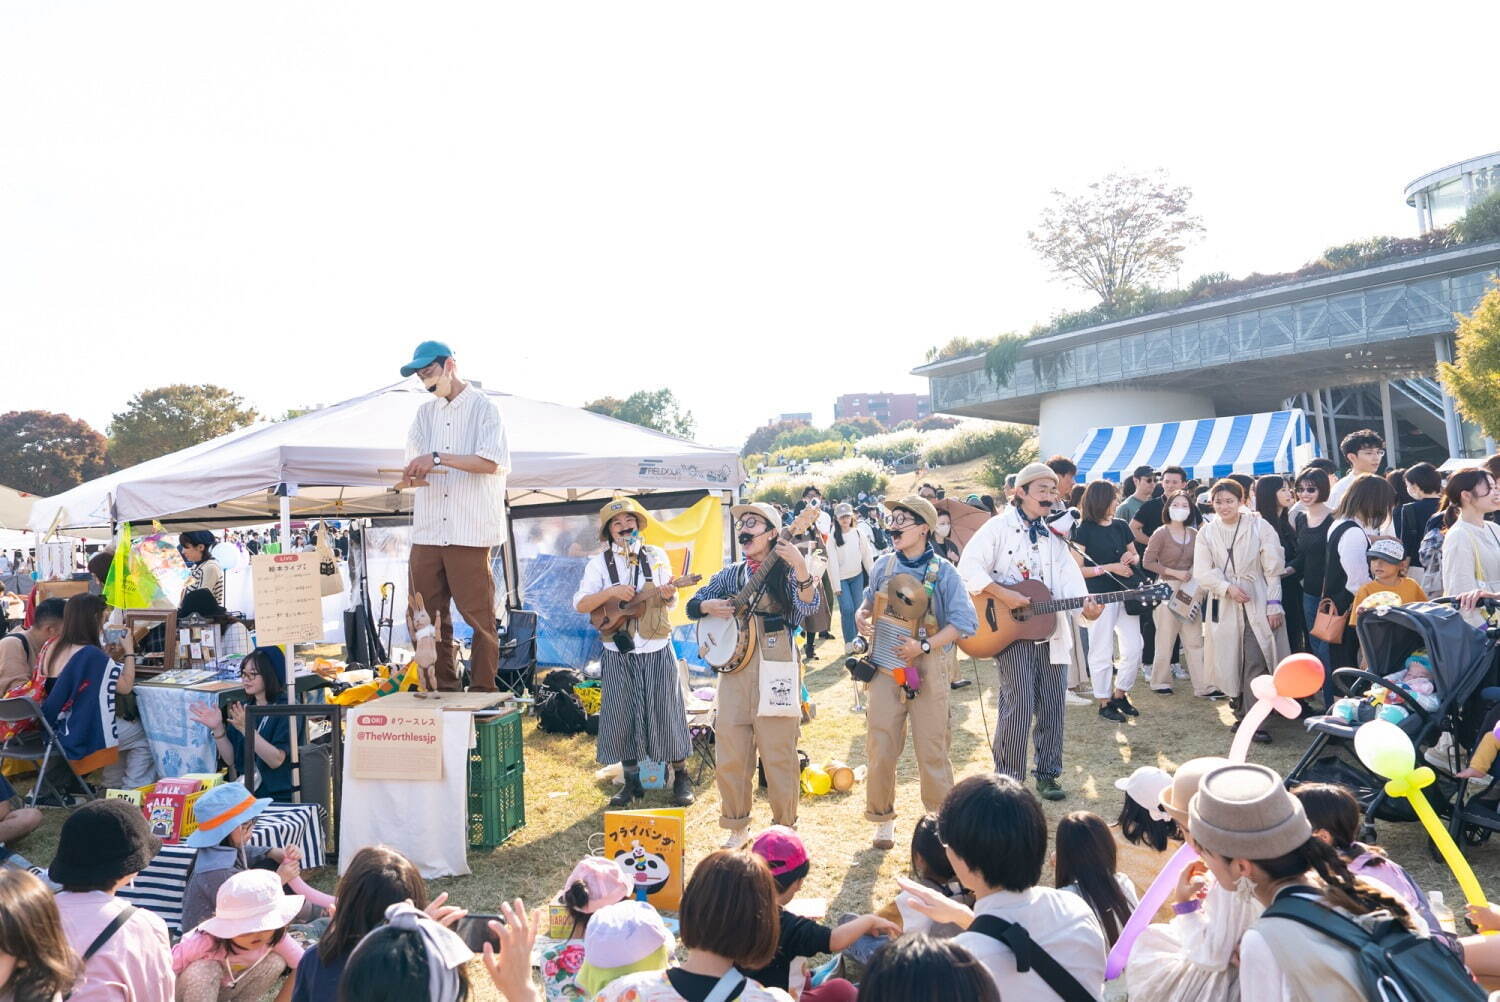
468, 765, 525, 850
469, 709, 524, 787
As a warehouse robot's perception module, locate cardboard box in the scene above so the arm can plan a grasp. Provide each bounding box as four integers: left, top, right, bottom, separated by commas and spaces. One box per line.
180, 772, 225, 790
143, 778, 204, 844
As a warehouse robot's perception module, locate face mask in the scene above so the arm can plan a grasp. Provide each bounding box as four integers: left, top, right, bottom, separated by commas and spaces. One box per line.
1169, 507, 1190, 522
935, 524, 950, 538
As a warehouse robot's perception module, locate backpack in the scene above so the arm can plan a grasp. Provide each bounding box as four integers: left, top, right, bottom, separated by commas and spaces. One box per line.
1263, 893, 1485, 1002
535, 686, 588, 735
1417, 523, 1445, 595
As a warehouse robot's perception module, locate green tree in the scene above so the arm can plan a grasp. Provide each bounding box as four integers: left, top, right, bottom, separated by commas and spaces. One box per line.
770, 425, 836, 450
1456, 189, 1500, 245
108, 385, 258, 468
741, 419, 808, 457
830, 416, 884, 439
0, 410, 109, 494
584, 388, 696, 438
1028, 171, 1204, 309
1438, 278, 1500, 440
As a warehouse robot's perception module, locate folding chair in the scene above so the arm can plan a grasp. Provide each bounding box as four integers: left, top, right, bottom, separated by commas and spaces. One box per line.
496, 610, 538, 705
0, 697, 95, 807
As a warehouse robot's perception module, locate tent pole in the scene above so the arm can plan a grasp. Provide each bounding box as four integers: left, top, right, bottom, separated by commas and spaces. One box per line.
278, 492, 301, 803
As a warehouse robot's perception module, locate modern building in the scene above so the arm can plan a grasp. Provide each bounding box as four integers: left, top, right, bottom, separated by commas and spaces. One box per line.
774, 412, 813, 425
1407, 151, 1500, 232
834, 392, 931, 426
913, 157, 1500, 467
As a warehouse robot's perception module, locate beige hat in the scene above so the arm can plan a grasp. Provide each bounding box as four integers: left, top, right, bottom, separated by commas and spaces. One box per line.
1014, 462, 1059, 491
833, 502, 855, 518
1157, 756, 1230, 825
1188, 763, 1311, 860
882, 495, 938, 531
730, 502, 782, 534
598, 497, 649, 536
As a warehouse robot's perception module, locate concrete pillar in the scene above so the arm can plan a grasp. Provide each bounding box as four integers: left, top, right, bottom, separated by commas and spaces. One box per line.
1434, 333, 1464, 458
1036, 387, 1215, 460
1379, 380, 1399, 466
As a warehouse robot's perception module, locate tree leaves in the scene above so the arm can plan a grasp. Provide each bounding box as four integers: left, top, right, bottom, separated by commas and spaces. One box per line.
107, 385, 258, 468
584, 388, 696, 439
0, 410, 109, 495
1438, 278, 1500, 441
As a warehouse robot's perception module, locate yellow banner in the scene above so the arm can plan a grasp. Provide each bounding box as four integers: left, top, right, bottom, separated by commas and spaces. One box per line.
639, 495, 724, 626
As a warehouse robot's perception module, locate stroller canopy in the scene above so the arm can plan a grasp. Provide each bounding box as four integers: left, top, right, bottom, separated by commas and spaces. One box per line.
1356, 601, 1491, 694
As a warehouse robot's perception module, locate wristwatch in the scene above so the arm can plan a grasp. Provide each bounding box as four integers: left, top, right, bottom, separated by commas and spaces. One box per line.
920, 639, 931, 654
431, 451, 443, 467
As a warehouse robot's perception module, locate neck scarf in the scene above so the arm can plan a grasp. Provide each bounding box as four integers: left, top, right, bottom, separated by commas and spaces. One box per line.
1021, 510, 1050, 544
896, 545, 935, 572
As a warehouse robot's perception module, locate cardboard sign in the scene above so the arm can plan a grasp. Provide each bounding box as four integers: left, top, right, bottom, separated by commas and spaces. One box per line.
251, 552, 324, 647
603, 808, 685, 911
348, 707, 444, 781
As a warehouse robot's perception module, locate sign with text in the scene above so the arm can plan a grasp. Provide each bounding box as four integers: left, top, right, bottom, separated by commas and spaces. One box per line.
347, 707, 444, 780
250, 553, 324, 647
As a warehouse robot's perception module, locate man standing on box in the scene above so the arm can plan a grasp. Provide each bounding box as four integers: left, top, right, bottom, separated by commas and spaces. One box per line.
573, 497, 696, 809
399, 341, 511, 692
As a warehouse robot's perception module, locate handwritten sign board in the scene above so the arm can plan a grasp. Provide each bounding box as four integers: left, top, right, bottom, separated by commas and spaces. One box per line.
347, 707, 444, 780
250, 553, 323, 647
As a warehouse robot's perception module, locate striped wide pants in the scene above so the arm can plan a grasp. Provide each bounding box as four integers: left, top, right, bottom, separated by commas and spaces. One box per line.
596, 646, 694, 766
991, 640, 1066, 781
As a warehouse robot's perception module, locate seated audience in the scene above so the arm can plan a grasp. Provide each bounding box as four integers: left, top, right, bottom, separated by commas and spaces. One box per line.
0, 868, 79, 1002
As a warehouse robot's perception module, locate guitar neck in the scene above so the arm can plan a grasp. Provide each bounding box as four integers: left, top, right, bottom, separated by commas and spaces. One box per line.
1028, 589, 1143, 615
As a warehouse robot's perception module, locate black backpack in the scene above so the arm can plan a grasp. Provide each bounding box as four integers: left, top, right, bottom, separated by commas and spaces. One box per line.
1263, 892, 1485, 1002
536, 686, 588, 735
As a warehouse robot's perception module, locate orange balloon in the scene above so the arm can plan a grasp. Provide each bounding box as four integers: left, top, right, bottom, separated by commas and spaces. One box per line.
1273, 653, 1325, 699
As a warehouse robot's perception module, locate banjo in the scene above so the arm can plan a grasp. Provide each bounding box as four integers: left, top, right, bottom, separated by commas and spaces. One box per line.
696, 507, 822, 674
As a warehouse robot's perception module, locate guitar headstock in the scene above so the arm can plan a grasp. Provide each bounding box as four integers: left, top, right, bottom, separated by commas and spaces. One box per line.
670, 574, 704, 588
783, 507, 820, 538
1141, 582, 1173, 605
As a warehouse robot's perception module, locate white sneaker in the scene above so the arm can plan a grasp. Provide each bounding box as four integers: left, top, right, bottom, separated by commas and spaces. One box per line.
1171, 664, 1188, 680
721, 827, 750, 850
872, 821, 896, 850
1065, 689, 1091, 706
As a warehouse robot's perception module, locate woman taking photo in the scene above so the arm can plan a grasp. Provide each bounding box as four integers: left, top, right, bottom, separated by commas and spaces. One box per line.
1073, 481, 1144, 723
1321, 474, 1397, 681
41, 593, 155, 788
179, 531, 225, 607
1142, 490, 1209, 696
189, 646, 300, 801
1193, 480, 1284, 739
1291, 468, 1334, 677
826, 502, 875, 650
1253, 476, 1300, 659
1439, 468, 1500, 627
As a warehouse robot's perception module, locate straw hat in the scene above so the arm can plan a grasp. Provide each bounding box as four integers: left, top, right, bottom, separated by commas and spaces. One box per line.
598, 497, 649, 536
730, 502, 781, 533
1188, 763, 1311, 860
882, 495, 938, 531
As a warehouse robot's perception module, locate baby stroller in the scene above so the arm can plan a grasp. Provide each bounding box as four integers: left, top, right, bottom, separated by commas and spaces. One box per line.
1284, 598, 1500, 841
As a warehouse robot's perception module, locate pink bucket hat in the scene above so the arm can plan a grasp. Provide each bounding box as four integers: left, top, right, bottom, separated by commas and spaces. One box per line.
563, 855, 631, 914
197, 869, 304, 939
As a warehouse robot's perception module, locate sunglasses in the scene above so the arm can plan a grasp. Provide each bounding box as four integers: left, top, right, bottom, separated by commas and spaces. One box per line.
239, 668, 260, 680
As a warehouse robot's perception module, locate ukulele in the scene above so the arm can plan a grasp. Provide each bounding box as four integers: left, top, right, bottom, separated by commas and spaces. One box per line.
957, 579, 1172, 658
695, 507, 821, 674
591, 574, 703, 636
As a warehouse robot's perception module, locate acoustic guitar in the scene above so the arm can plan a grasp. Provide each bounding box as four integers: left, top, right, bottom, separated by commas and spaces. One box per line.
590, 574, 702, 636
957, 578, 1172, 658
695, 507, 821, 674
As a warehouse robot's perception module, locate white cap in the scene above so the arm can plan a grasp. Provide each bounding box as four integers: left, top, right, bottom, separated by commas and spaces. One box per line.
1114, 765, 1174, 822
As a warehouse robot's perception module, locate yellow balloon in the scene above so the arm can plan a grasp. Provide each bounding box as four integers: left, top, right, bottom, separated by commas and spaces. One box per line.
1353, 719, 1414, 779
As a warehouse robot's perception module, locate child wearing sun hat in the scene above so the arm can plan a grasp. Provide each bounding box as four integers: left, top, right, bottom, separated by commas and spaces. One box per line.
576, 900, 676, 997
172, 868, 306, 1002
537, 855, 633, 1001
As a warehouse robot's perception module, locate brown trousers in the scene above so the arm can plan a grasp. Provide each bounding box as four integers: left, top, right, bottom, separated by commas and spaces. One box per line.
409, 543, 499, 691
714, 635, 801, 830
864, 646, 956, 823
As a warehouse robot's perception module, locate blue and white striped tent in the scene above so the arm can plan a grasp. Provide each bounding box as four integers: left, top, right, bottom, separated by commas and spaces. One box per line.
1071, 409, 1319, 484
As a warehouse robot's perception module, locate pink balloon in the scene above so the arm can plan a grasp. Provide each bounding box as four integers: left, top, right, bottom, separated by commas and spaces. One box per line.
1106, 842, 1199, 979
1273, 653, 1325, 699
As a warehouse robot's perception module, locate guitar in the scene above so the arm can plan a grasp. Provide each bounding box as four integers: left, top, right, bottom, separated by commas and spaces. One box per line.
590, 574, 703, 636
957, 579, 1173, 658
696, 508, 820, 674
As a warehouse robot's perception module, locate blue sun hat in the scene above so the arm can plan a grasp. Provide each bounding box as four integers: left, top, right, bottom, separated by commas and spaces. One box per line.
185, 780, 273, 848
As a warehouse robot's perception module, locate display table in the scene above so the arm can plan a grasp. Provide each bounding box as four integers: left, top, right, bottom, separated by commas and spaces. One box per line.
119, 802, 326, 933
339, 691, 510, 880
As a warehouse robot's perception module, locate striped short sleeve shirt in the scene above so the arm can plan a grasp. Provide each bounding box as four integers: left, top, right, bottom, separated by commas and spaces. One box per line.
405, 385, 511, 548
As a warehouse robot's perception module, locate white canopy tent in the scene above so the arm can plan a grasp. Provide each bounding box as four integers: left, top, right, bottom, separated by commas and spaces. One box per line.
30, 381, 744, 532
0, 485, 40, 532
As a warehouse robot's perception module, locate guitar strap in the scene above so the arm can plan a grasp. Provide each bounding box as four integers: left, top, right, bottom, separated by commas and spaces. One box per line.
605, 548, 642, 589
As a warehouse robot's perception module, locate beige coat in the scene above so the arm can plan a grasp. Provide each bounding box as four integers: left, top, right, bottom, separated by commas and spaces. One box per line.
1193, 514, 1284, 697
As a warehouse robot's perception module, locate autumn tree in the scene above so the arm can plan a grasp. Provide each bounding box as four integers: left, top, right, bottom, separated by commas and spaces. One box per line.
585, 388, 696, 439
1028, 171, 1204, 309
0, 410, 109, 494
1438, 278, 1500, 440
830, 416, 884, 439
108, 385, 259, 468
741, 419, 808, 457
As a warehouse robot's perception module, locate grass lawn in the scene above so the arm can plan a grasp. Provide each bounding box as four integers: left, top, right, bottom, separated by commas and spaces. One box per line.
10, 641, 1480, 1000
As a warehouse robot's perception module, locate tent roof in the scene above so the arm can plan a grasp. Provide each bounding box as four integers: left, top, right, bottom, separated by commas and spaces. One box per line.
0, 484, 41, 532
31, 381, 744, 531
1071, 409, 1319, 484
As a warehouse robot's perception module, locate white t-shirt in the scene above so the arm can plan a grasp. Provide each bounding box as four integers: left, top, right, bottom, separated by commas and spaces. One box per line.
953, 887, 1107, 1002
